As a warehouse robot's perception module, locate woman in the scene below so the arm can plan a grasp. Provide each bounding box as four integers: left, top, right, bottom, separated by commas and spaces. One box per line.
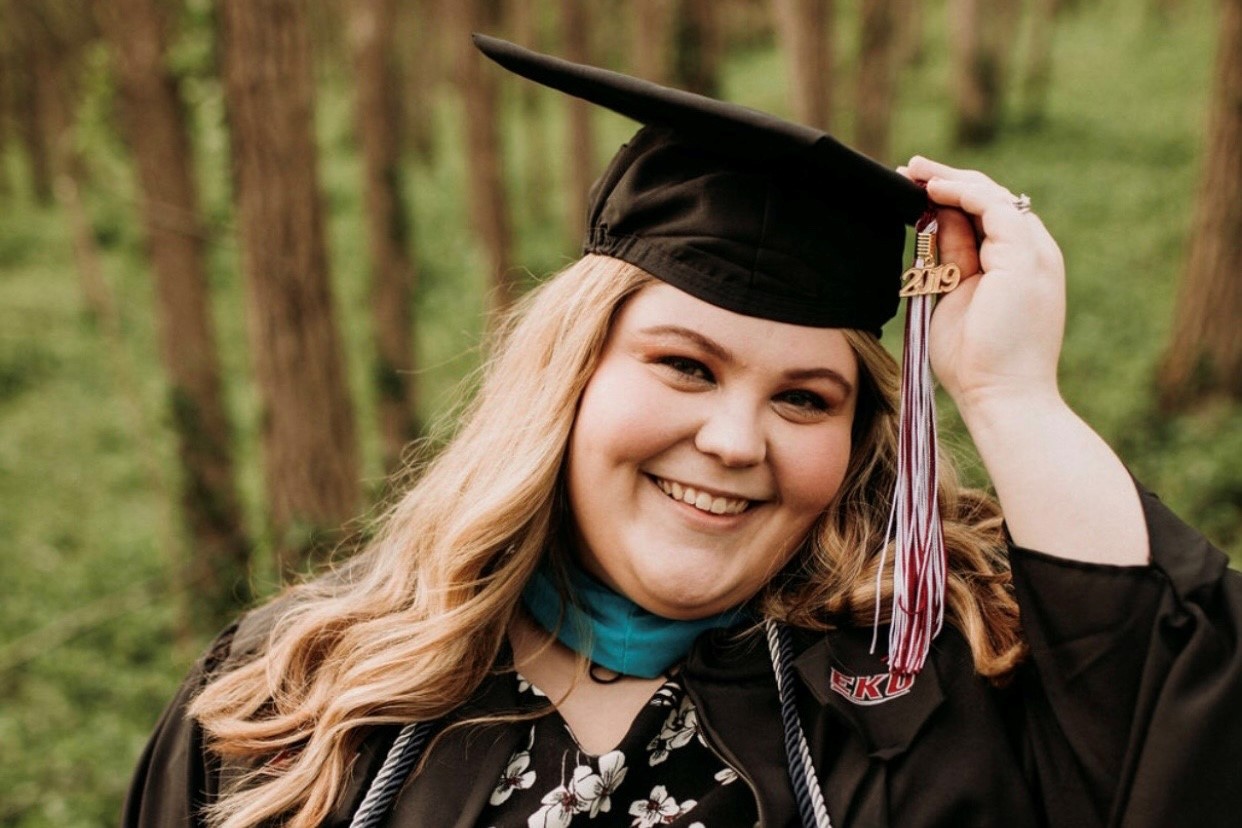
124, 38, 1242, 828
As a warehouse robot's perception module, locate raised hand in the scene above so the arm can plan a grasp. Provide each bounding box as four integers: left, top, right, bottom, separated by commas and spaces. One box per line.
899, 156, 1066, 416
897, 156, 1147, 565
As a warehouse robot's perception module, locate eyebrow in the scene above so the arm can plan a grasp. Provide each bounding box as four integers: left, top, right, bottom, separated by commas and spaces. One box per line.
638, 324, 856, 396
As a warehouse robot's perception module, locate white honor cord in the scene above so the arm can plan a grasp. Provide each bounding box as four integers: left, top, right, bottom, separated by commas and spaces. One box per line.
349, 720, 433, 828
765, 619, 834, 828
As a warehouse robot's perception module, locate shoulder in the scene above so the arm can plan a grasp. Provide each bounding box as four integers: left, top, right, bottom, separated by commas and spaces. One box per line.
213, 593, 299, 673
208, 578, 341, 676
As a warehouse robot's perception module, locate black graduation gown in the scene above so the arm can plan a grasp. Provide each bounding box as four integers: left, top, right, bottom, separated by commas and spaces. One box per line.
123, 485, 1242, 826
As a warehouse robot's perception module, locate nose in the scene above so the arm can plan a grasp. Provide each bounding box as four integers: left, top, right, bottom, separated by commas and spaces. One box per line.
694, 398, 767, 467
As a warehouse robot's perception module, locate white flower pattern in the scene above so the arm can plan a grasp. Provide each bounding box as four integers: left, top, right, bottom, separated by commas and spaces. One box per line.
528, 764, 598, 828
581, 750, 628, 816
518, 673, 549, 697
491, 749, 538, 806
647, 696, 698, 766
482, 673, 748, 826
627, 785, 697, 827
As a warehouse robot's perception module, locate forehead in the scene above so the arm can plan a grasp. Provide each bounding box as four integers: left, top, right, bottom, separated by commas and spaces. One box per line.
611, 283, 858, 376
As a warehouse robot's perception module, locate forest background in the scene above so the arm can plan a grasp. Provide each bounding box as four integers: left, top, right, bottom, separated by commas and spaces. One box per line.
1, 0, 1239, 824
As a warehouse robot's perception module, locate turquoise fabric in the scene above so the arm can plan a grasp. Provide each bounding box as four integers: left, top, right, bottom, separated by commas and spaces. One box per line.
521, 559, 742, 678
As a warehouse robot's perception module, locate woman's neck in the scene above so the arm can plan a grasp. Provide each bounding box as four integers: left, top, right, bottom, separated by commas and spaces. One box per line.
508, 610, 667, 755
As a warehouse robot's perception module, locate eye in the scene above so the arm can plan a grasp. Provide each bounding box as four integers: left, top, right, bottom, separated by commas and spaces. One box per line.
655, 356, 714, 383
774, 389, 829, 415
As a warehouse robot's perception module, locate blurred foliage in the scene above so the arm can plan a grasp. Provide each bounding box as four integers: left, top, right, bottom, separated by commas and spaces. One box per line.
0, 0, 1237, 824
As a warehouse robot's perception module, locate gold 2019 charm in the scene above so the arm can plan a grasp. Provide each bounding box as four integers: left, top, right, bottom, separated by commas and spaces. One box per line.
899, 230, 961, 297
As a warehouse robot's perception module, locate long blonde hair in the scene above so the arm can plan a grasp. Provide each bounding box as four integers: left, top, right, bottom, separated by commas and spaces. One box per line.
191, 254, 1023, 827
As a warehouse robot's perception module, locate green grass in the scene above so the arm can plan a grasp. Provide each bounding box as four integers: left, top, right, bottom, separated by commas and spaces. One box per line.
0, 0, 1237, 823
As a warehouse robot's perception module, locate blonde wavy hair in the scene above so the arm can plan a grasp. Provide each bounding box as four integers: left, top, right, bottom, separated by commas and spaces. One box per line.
191, 254, 1024, 827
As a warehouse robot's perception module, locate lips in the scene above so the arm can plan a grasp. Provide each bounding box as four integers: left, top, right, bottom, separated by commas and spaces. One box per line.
651, 475, 752, 515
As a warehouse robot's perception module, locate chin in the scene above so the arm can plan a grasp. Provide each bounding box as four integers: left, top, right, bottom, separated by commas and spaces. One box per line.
633, 580, 750, 621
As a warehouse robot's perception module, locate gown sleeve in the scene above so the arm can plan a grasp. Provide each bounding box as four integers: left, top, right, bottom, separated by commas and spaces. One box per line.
121, 622, 238, 827
1008, 483, 1242, 827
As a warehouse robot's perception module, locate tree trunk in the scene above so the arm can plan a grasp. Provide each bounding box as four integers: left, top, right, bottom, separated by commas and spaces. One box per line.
96, 0, 253, 631
855, 0, 900, 160
896, 0, 926, 68
671, 0, 721, 96
347, 0, 421, 473
508, 0, 552, 224
13, 0, 111, 324
1157, 0, 1242, 408
560, 0, 595, 245
632, 0, 674, 82
772, 0, 833, 131
218, 0, 362, 576
1020, 0, 1060, 126
40, 50, 114, 327
455, 0, 516, 313
398, 0, 440, 162
13, 21, 55, 203
947, 0, 1021, 145
0, 46, 14, 199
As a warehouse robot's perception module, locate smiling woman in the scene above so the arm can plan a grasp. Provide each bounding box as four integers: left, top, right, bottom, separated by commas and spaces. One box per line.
567, 283, 858, 621
122, 36, 1242, 828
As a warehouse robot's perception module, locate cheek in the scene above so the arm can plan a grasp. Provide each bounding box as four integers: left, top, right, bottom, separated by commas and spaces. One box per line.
774, 427, 853, 513
570, 364, 680, 465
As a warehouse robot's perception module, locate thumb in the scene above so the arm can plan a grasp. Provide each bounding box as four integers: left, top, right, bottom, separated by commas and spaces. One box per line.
933, 207, 981, 277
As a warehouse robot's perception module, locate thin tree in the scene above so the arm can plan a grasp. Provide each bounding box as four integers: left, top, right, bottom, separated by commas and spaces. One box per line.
632, 0, 674, 82
947, 0, 1022, 145
455, 0, 516, 313
855, 0, 901, 160
896, 0, 926, 68
93, 0, 252, 631
671, 0, 721, 96
396, 0, 440, 162
772, 0, 833, 131
4, 0, 54, 203
508, 0, 553, 223
218, 0, 362, 576
7, 0, 112, 320
560, 0, 595, 244
1019, 0, 1060, 126
347, 0, 421, 473
1157, 0, 1242, 408
0, 35, 14, 199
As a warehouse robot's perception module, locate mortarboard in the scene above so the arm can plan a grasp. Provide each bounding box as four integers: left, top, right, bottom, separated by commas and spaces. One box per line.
475, 34, 947, 676
474, 33, 927, 335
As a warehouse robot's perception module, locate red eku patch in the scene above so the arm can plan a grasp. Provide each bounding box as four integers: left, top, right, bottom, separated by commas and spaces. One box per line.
829, 668, 915, 705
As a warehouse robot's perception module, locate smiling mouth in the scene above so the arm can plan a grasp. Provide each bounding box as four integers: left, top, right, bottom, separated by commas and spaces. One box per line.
651, 475, 753, 516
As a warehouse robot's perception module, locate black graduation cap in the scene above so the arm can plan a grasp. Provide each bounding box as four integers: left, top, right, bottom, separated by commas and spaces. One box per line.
473, 33, 928, 334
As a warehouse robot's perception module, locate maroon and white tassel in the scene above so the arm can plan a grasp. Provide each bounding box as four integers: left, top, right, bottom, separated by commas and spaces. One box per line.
873, 208, 959, 676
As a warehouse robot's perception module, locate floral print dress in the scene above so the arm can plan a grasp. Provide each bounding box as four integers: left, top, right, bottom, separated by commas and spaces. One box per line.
476, 674, 759, 828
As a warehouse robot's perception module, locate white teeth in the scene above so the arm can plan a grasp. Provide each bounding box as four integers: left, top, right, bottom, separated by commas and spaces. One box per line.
654, 476, 749, 515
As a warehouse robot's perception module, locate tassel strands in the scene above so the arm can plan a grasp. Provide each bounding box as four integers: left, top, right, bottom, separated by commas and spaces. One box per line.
874, 209, 956, 676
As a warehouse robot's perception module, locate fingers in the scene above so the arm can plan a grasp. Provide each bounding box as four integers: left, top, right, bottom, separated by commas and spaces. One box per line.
934, 207, 980, 276
897, 155, 1060, 276
925, 177, 1030, 251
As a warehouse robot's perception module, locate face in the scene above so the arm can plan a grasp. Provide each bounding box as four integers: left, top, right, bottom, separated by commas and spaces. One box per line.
566, 283, 858, 620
